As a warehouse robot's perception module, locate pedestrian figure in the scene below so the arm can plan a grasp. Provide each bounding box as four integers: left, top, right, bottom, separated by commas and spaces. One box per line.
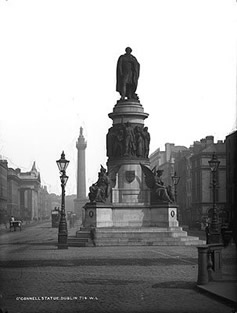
90, 227, 96, 246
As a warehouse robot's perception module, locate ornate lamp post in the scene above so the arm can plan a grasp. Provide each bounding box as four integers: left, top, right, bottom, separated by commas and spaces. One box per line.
208, 153, 220, 243
172, 171, 180, 203
56, 151, 70, 249
172, 171, 180, 220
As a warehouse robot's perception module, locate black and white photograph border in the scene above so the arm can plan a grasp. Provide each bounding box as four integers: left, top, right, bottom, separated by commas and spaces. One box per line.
0, 1, 236, 313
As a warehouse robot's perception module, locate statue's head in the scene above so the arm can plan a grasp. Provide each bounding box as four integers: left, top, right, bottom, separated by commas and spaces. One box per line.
125, 47, 132, 54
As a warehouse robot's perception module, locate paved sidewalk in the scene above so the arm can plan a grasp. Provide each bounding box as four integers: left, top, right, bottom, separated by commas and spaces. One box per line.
197, 281, 237, 306
197, 244, 237, 308
0, 221, 236, 313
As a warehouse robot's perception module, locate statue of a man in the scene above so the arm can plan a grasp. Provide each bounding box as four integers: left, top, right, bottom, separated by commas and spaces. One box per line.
124, 122, 136, 156
116, 47, 140, 101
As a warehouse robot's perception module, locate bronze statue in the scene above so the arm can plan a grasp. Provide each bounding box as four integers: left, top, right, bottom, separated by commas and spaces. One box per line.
140, 164, 174, 203
135, 126, 144, 157
142, 127, 150, 158
124, 122, 136, 156
106, 124, 150, 159
88, 165, 121, 203
88, 165, 109, 203
116, 47, 140, 101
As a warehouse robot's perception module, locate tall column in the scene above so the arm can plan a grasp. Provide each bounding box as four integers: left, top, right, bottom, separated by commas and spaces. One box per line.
74, 127, 87, 224
76, 127, 87, 198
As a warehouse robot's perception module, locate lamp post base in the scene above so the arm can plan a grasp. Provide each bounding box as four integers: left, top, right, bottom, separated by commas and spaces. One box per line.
58, 233, 68, 249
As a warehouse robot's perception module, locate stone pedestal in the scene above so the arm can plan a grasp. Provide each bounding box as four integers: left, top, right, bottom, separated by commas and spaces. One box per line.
108, 100, 148, 125
83, 202, 113, 228
83, 202, 178, 228
111, 159, 150, 205
107, 100, 150, 204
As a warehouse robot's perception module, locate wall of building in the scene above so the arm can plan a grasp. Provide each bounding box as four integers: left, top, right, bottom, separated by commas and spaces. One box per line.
149, 135, 227, 227
226, 130, 237, 223
0, 160, 55, 224
7, 168, 20, 218
0, 160, 8, 223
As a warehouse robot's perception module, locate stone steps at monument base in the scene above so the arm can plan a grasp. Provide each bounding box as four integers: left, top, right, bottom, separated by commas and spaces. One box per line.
68, 236, 90, 247
94, 235, 204, 246
70, 228, 205, 247
93, 239, 204, 246
68, 237, 204, 247
76, 230, 91, 239
79, 226, 186, 232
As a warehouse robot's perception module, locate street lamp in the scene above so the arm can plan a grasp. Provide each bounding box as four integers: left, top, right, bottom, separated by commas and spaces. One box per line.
208, 153, 220, 244
56, 151, 70, 249
171, 171, 180, 203
172, 171, 180, 220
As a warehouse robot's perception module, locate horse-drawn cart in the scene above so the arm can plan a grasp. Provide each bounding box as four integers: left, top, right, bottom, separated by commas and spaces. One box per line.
10, 220, 22, 232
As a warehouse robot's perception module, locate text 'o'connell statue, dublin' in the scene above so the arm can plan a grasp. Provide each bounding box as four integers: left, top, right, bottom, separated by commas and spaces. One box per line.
116, 47, 140, 101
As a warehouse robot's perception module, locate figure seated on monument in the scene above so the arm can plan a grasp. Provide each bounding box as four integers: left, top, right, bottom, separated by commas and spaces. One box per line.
88, 165, 109, 203
153, 170, 174, 203
88, 165, 121, 203
140, 164, 174, 204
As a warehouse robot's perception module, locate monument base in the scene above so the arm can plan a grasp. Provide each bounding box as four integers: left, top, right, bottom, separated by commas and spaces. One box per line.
83, 202, 179, 228
83, 202, 113, 228
74, 202, 206, 246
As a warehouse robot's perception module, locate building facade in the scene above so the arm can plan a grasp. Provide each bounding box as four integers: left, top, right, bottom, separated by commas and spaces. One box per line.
0, 159, 8, 224
0, 160, 52, 223
149, 143, 188, 186
174, 150, 192, 225
190, 136, 226, 226
149, 136, 227, 227
7, 167, 21, 218
225, 130, 237, 224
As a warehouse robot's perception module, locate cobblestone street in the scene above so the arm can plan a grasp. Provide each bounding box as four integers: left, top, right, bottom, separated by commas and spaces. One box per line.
0, 222, 236, 313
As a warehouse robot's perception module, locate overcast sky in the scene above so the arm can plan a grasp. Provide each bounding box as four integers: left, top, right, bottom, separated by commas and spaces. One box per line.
0, 0, 236, 195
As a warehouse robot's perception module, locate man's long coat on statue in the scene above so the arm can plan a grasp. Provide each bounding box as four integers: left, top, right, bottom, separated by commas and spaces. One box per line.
116, 53, 140, 99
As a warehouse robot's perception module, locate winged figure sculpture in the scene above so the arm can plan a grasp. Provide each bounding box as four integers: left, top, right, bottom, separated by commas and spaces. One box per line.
140, 163, 174, 203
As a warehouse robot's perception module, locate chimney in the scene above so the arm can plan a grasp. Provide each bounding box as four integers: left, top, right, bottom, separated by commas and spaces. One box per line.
206, 136, 214, 146
165, 143, 174, 162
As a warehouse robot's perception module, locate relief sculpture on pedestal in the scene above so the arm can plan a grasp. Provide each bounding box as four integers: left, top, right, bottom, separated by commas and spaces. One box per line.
106, 124, 150, 159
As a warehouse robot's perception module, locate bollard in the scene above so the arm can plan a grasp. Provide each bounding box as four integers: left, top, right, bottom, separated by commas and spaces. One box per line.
197, 245, 209, 285
208, 244, 223, 280
207, 249, 214, 281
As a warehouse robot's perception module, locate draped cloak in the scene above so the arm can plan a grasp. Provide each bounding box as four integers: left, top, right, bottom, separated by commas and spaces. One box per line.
116, 53, 140, 97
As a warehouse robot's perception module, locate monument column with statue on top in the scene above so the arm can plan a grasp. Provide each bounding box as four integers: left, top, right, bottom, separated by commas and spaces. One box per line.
74, 127, 88, 224
76, 48, 205, 246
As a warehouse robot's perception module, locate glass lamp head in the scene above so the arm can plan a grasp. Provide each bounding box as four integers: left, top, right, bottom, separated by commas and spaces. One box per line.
208, 153, 220, 172
56, 151, 70, 173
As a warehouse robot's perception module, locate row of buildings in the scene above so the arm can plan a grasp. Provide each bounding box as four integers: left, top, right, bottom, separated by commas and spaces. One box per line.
0, 160, 77, 224
150, 131, 237, 227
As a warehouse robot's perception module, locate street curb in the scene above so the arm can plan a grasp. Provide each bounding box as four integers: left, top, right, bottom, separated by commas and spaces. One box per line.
196, 284, 237, 307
